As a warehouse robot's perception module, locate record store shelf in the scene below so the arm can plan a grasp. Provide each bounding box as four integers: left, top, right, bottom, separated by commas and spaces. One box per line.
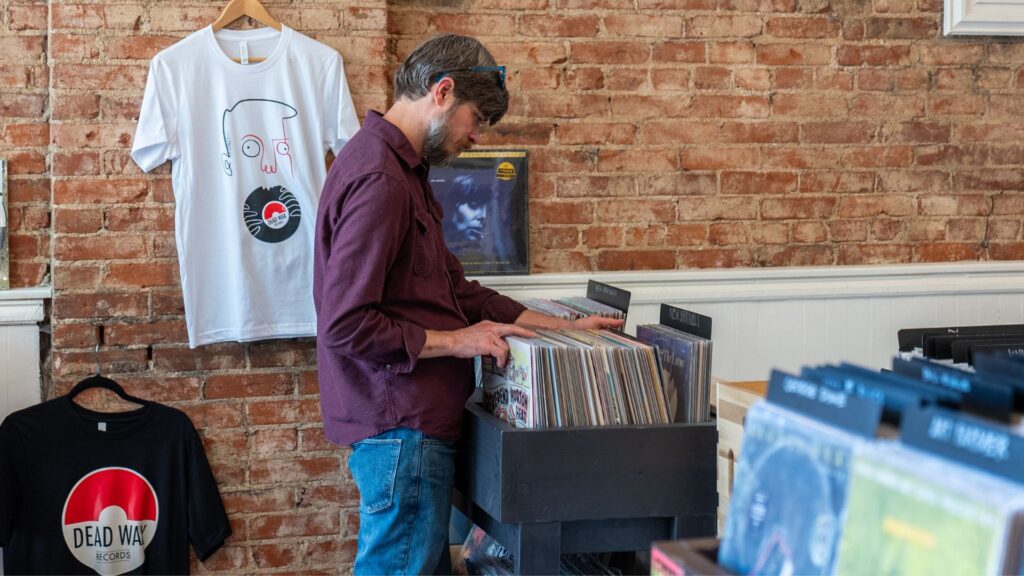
454, 395, 718, 574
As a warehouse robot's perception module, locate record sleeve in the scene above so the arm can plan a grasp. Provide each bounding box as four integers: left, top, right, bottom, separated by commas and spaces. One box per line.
428, 150, 529, 275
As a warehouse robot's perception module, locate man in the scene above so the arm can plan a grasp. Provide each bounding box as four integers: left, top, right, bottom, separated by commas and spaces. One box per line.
313, 34, 621, 574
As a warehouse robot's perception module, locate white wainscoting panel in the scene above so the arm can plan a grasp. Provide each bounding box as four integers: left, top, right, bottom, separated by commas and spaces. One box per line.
474, 262, 1024, 382
0, 287, 49, 420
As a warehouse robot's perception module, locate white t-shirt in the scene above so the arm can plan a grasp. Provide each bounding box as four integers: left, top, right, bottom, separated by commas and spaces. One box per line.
132, 26, 360, 348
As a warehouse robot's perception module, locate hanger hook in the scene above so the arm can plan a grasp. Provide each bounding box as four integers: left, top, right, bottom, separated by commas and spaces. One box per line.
95, 343, 101, 375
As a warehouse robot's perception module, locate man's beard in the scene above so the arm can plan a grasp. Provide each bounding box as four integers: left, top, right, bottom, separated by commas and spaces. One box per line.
423, 107, 460, 167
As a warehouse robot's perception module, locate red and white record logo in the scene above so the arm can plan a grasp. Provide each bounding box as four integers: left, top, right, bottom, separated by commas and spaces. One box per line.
61, 467, 159, 576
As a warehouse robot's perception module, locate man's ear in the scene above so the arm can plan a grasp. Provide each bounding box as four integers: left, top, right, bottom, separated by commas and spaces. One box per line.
432, 77, 455, 107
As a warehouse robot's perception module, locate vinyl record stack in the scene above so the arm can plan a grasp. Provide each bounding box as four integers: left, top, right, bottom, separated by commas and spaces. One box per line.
482, 329, 670, 429
518, 296, 626, 321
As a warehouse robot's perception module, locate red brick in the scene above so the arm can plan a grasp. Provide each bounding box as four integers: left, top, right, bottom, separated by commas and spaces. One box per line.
607, 67, 649, 91
180, 402, 245, 430
624, 225, 667, 247
55, 235, 147, 261
252, 544, 298, 569
533, 201, 594, 225
837, 195, 915, 217
595, 199, 675, 223
643, 173, 717, 196
53, 347, 149, 377
987, 219, 1021, 240
572, 42, 649, 64
52, 291, 149, 319
722, 172, 798, 194
564, 67, 604, 91
666, 224, 708, 245
486, 41, 566, 66
765, 16, 841, 37
8, 3, 48, 30
536, 226, 577, 249
53, 323, 101, 349
53, 124, 136, 148
0, 94, 46, 118
929, 95, 985, 116
53, 264, 102, 288
857, 69, 893, 91
152, 344, 247, 372
773, 93, 848, 117
876, 170, 948, 193
774, 68, 814, 89
837, 243, 911, 264
54, 179, 148, 204
597, 150, 678, 172
50, 34, 100, 60
709, 222, 749, 245
557, 123, 636, 145
677, 196, 757, 221
762, 196, 836, 219
250, 512, 340, 540
761, 245, 834, 265
251, 428, 299, 456
710, 41, 755, 64
843, 146, 913, 168
249, 457, 340, 484
801, 121, 876, 144
206, 373, 294, 400
307, 539, 357, 568
1, 123, 48, 146
248, 398, 321, 426
583, 226, 624, 248
0, 36, 46, 62
735, 69, 771, 90
53, 207, 101, 233
989, 243, 1024, 260
641, 121, 718, 144
957, 170, 1024, 191
678, 248, 753, 268
9, 233, 46, 259
250, 340, 317, 368
945, 218, 984, 241
798, 170, 872, 192
681, 147, 760, 170
52, 94, 100, 120
721, 121, 798, 143
520, 14, 600, 36
896, 69, 930, 90
300, 483, 360, 509
104, 319, 186, 346
605, 14, 683, 36
837, 45, 911, 66
687, 15, 764, 37
52, 63, 147, 90
871, 218, 904, 241
596, 250, 675, 270
914, 242, 979, 262
106, 376, 202, 402
693, 67, 732, 89
864, 17, 937, 39
298, 371, 320, 395
792, 221, 828, 243
4, 151, 45, 174
527, 93, 609, 118
53, 152, 101, 177
342, 7, 386, 31
651, 42, 706, 64
756, 44, 830, 65
200, 545, 249, 571
749, 222, 789, 244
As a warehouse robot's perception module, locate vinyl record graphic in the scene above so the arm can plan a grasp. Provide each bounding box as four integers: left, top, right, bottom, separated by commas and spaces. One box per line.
61, 467, 159, 576
243, 185, 301, 243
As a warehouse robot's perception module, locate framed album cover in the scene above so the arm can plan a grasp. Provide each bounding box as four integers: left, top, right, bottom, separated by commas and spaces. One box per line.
429, 150, 529, 276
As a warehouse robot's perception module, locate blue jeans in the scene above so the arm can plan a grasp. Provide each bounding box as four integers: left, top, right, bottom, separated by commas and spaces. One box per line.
348, 427, 457, 575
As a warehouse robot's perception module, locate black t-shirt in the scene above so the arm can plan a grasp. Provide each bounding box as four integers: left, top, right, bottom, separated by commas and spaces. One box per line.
0, 396, 231, 575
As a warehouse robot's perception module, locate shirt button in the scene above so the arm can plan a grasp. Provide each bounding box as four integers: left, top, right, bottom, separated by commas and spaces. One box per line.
385, 364, 392, 371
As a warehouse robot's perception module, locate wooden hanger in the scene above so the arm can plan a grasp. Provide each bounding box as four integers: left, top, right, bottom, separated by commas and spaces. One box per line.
211, 0, 282, 64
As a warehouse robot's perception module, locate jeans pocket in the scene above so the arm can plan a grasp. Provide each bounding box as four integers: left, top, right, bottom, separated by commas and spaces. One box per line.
349, 438, 402, 514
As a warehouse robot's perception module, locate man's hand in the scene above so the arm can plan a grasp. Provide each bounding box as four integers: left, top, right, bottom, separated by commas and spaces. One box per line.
422, 321, 537, 368
569, 315, 625, 331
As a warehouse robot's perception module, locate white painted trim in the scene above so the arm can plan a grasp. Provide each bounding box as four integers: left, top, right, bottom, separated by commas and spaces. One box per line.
944, 0, 1024, 35
0, 286, 50, 325
474, 262, 1024, 302
474, 262, 1024, 381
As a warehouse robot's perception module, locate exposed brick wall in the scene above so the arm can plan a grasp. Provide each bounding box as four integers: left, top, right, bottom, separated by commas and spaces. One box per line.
392, 0, 1024, 272
2, 0, 1024, 572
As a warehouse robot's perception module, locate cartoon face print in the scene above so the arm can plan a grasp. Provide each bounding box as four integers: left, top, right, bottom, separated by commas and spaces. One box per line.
221, 99, 298, 177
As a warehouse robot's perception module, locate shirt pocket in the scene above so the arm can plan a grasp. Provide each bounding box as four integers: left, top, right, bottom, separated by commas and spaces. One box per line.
412, 211, 440, 278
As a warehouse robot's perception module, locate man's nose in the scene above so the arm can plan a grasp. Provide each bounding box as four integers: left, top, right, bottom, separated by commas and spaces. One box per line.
261, 158, 277, 174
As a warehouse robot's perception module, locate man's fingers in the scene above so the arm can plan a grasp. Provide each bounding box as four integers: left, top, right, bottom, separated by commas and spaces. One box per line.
492, 324, 536, 338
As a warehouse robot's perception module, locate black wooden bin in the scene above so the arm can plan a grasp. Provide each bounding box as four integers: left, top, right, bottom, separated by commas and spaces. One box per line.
453, 397, 718, 574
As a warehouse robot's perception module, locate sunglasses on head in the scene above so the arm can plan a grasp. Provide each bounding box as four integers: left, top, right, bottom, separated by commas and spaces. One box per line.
431, 65, 507, 90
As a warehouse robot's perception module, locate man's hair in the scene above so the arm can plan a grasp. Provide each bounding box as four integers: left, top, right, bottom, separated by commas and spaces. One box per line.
394, 34, 509, 125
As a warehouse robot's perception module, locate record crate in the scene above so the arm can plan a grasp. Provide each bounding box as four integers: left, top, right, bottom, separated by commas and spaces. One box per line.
453, 394, 718, 575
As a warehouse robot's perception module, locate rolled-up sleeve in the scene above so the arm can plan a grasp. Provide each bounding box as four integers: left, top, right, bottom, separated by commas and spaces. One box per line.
316, 172, 426, 372
444, 248, 527, 325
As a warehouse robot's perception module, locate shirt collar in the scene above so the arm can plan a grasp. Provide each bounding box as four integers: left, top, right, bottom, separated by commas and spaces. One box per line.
364, 110, 423, 169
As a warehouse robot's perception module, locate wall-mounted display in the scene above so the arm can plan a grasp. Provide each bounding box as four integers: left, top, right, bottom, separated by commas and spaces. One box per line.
429, 150, 529, 276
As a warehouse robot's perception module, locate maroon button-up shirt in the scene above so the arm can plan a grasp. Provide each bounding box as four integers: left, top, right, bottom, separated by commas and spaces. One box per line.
313, 111, 527, 446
